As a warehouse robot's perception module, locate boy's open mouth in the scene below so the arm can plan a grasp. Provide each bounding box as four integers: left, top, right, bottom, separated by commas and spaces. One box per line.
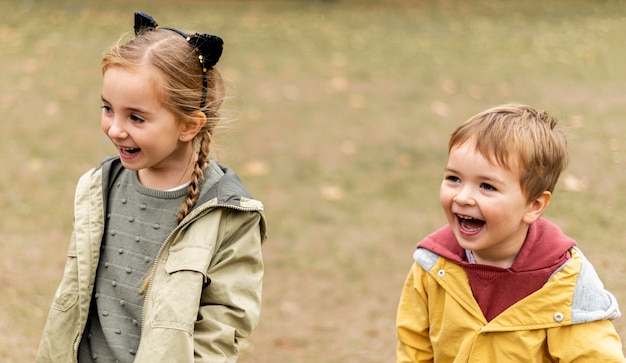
457, 214, 485, 233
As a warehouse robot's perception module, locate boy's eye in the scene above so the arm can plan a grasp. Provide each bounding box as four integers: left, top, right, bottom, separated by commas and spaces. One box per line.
101, 105, 112, 113
445, 175, 460, 183
480, 183, 496, 191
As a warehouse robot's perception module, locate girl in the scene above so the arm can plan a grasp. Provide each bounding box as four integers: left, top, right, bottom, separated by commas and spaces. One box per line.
37, 12, 267, 362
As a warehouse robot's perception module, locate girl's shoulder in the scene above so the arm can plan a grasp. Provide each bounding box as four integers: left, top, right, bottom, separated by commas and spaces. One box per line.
197, 160, 262, 210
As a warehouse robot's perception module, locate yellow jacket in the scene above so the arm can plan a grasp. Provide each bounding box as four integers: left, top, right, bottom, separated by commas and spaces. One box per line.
37, 158, 267, 362
397, 247, 625, 362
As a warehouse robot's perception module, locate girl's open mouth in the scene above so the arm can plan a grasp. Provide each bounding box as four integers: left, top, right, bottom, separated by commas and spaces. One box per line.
120, 147, 141, 155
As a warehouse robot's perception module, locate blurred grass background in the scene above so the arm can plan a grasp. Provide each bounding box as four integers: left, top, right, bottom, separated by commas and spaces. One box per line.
2, 0, 626, 361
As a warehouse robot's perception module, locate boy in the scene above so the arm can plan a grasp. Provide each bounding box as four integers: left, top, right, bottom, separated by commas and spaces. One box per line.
396, 103, 625, 362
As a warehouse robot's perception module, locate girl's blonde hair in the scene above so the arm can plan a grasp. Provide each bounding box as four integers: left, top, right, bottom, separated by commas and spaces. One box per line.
102, 29, 225, 224
449, 103, 568, 202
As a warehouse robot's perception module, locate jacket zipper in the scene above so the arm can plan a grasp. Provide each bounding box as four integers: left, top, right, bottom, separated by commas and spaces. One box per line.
71, 329, 80, 362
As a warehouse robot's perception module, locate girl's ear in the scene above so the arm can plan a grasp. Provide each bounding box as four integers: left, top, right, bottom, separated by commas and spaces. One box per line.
523, 191, 552, 224
179, 111, 207, 141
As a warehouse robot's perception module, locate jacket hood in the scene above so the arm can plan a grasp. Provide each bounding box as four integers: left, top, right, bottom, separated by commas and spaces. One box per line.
413, 219, 621, 326
96, 156, 261, 212
418, 217, 575, 273
95, 157, 266, 241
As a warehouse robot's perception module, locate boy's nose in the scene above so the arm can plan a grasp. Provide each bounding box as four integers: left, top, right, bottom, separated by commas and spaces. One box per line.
453, 190, 475, 206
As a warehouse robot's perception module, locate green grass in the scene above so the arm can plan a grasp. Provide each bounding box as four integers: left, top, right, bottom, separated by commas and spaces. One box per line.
2, 0, 626, 361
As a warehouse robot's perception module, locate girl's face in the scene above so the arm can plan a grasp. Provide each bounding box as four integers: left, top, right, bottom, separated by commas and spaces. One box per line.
439, 139, 542, 267
101, 66, 190, 188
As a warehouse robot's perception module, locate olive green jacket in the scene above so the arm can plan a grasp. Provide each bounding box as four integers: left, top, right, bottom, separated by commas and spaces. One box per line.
37, 157, 267, 362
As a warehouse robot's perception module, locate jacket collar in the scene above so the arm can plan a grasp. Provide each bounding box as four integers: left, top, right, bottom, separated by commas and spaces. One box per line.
95, 156, 259, 212
417, 217, 576, 273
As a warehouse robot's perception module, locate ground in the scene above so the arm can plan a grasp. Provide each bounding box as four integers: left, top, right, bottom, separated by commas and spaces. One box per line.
1, 1, 626, 361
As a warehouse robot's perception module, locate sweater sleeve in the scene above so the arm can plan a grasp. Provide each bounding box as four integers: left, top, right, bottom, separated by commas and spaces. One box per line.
396, 263, 434, 363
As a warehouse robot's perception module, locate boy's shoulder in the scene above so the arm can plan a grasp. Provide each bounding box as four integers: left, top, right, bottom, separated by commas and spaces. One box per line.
569, 247, 621, 323
413, 248, 440, 272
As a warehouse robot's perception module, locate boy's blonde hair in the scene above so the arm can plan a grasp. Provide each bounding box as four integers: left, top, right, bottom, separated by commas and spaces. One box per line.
102, 29, 225, 223
449, 103, 568, 202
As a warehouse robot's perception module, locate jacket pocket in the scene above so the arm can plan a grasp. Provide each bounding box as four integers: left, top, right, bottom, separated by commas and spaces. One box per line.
50, 254, 79, 312
149, 248, 210, 333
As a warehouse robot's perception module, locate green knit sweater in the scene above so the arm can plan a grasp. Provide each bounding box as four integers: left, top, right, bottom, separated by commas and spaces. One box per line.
78, 170, 187, 362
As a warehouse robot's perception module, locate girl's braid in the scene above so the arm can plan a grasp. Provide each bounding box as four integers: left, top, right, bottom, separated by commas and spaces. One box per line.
176, 130, 212, 224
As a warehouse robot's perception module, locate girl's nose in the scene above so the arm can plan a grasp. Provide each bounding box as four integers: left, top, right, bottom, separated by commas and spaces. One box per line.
105, 117, 128, 140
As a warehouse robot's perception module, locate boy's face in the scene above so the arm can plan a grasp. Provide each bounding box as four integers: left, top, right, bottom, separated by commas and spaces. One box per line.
439, 139, 544, 267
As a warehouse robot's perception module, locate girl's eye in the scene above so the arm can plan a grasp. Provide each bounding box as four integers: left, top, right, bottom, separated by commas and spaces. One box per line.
480, 183, 496, 191
445, 175, 460, 183
130, 114, 145, 123
101, 105, 112, 113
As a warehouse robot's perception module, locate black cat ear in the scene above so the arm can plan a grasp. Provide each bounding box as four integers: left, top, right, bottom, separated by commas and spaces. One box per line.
129, 12, 224, 110
134, 11, 158, 36
187, 33, 224, 69
186, 33, 224, 109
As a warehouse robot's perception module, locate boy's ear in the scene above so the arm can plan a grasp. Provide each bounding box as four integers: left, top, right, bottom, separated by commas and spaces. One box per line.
179, 111, 207, 141
523, 191, 552, 224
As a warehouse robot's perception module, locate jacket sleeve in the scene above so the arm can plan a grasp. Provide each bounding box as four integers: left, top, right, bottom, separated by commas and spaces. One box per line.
396, 262, 434, 363
36, 229, 81, 362
547, 320, 626, 362
193, 209, 265, 362
37, 167, 101, 362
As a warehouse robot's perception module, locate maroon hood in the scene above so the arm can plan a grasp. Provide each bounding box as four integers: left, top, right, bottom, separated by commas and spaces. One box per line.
418, 217, 576, 272
417, 217, 576, 321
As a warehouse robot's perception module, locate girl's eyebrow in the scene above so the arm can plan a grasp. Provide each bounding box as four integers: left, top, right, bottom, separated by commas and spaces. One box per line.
100, 95, 151, 115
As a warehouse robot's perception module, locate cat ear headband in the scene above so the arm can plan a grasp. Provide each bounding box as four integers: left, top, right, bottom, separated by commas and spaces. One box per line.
133, 11, 224, 110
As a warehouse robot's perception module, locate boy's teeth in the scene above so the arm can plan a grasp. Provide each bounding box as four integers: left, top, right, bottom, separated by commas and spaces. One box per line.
457, 214, 485, 231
